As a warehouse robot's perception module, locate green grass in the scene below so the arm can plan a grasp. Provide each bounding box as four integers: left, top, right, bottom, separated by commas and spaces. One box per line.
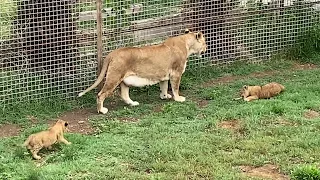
0, 0, 16, 40
1, 59, 320, 179
291, 165, 320, 180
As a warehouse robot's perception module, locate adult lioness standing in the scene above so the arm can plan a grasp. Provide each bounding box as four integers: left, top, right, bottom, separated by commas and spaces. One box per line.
78, 29, 207, 114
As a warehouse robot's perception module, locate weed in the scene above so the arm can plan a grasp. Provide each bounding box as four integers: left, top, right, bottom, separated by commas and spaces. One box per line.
291, 165, 320, 180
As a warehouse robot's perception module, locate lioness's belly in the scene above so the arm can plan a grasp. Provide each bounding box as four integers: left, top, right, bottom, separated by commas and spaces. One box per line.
123, 76, 167, 87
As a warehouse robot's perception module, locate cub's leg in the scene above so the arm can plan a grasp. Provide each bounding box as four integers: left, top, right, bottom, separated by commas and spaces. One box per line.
31, 145, 43, 160
59, 135, 71, 145
120, 82, 139, 106
159, 80, 172, 99
244, 95, 259, 102
170, 72, 185, 102
97, 75, 122, 114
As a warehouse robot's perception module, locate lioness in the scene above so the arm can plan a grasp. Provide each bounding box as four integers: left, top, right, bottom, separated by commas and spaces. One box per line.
23, 119, 71, 160
240, 82, 285, 102
78, 29, 207, 114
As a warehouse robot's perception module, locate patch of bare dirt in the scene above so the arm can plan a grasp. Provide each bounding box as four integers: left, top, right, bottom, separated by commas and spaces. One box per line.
293, 63, 317, 70
0, 124, 22, 138
153, 104, 164, 113
273, 118, 299, 126
304, 109, 320, 119
202, 63, 318, 88
218, 119, 240, 130
197, 99, 209, 108
27, 115, 38, 124
239, 164, 289, 180
202, 70, 276, 87
202, 75, 238, 87
49, 108, 97, 135
117, 117, 139, 123
249, 71, 277, 78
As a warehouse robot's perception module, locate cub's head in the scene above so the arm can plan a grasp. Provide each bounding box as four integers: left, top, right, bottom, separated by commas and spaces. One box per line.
240, 85, 250, 98
56, 119, 69, 132
240, 85, 261, 98
184, 29, 207, 56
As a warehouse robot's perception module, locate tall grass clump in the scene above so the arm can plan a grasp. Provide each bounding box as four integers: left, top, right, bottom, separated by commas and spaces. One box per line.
288, 24, 320, 64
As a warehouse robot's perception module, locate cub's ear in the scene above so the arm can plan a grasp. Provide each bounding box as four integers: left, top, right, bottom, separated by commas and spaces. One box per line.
184, 28, 190, 34
64, 122, 69, 127
195, 31, 203, 40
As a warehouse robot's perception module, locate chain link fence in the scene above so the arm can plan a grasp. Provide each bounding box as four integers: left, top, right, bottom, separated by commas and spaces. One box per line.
0, 0, 319, 104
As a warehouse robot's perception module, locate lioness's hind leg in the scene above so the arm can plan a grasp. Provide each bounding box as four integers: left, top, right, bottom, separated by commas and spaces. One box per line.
120, 82, 139, 106
170, 73, 185, 102
159, 80, 172, 99
97, 78, 121, 114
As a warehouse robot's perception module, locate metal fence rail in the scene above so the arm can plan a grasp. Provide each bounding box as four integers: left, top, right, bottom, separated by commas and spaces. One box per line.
0, 0, 319, 104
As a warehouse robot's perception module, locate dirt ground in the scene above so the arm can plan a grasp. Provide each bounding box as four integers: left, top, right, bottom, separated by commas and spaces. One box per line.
50, 108, 98, 135
238, 164, 289, 180
217, 119, 241, 130
303, 109, 320, 119
0, 124, 22, 138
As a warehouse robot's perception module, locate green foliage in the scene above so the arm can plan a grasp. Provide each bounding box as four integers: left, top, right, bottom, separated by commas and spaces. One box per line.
288, 24, 320, 64
291, 165, 320, 180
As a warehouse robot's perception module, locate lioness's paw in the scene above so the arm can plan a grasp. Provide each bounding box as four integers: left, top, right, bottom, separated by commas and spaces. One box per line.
160, 93, 172, 99
130, 101, 139, 106
99, 107, 109, 114
66, 142, 72, 145
174, 96, 186, 102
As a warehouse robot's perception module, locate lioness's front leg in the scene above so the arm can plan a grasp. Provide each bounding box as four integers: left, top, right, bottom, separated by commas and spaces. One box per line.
170, 72, 185, 102
120, 82, 139, 106
159, 80, 172, 99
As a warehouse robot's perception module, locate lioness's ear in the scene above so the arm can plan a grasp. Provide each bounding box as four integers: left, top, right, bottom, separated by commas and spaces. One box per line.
195, 32, 203, 40
184, 28, 190, 34
243, 85, 248, 90
64, 122, 68, 127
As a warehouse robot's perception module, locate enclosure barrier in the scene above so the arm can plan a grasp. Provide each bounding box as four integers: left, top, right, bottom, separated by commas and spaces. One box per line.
0, 0, 319, 104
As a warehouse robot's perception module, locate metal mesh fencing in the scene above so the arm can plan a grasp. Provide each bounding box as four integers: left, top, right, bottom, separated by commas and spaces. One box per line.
0, 0, 319, 104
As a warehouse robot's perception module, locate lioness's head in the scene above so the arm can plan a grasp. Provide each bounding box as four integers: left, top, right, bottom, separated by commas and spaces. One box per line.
184, 29, 207, 56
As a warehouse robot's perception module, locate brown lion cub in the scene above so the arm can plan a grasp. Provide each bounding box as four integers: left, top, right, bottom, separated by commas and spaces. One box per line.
23, 119, 71, 160
240, 82, 285, 102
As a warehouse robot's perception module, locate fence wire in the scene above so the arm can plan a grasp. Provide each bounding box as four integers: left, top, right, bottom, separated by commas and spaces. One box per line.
0, 0, 319, 104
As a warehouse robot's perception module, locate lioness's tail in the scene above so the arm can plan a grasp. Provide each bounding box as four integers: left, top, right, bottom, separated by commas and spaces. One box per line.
78, 56, 112, 97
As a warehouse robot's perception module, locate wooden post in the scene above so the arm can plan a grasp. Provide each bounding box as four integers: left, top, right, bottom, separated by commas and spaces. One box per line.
96, 0, 103, 91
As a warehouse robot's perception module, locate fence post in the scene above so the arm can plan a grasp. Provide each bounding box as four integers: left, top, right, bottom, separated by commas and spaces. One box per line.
96, 0, 103, 91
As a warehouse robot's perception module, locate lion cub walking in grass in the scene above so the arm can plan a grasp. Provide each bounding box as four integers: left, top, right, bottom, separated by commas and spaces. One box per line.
240, 82, 285, 102
23, 119, 71, 160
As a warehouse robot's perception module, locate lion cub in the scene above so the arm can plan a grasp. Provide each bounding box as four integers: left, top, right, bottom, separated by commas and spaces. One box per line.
23, 119, 71, 160
240, 82, 285, 102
